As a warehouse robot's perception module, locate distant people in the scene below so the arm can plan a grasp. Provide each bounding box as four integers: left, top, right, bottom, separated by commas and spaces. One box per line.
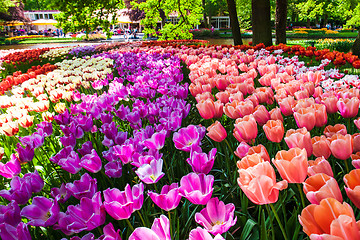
211, 25, 214, 32
133, 27, 138, 39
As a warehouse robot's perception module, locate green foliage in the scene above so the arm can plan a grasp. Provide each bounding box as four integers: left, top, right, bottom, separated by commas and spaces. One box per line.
191, 29, 220, 38
315, 38, 355, 52
0, 0, 14, 14
134, 0, 203, 40
53, 0, 121, 38
24, 0, 53, 10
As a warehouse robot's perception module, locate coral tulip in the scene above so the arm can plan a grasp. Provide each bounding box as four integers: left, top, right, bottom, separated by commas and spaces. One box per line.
284, 128, 313, 157
308, 157, 333, 177
269, 107, 284, 122
323, 124, 347, 138
344, 169, 360, 209
207, 121, 227, 142
328, 134, 353, 160
263, 120, 284, 143
237, 161, 288, 205
313, 104, 328, 128
293, 107, 316, 131
311, 136, 331, 159
246, 144, 270, 162
273, 148, 308, 183
252, 105, 270, 126
196, 99, 215, 119
234, 114, 258, 143
303, 173, 343, 204
337, 97, 360, 118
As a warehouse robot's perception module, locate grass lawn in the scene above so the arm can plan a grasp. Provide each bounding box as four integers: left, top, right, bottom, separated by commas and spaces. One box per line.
18, 38, 77, 44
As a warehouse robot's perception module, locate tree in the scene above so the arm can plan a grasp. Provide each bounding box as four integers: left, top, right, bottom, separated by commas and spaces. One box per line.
347, 3, 360, 56
275, 0, 287, 44
134, 0, 203, 40
226, 0, 242, 45
252, 0, 272, 46
24, 0, 53, 10
0, 1, 28, 22
53, 0, 122, 37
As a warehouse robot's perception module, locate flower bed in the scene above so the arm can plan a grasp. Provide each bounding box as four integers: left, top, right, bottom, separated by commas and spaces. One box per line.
0, 41, 360, 240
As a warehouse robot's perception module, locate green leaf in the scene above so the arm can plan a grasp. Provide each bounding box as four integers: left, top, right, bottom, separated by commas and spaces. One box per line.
240, 219, 257, 240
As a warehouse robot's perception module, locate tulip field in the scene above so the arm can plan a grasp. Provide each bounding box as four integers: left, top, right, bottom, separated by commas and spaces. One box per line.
1, 40, 360, 240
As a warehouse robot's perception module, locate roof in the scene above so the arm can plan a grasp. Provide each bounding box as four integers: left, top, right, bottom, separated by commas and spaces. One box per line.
24, 10, 60, 13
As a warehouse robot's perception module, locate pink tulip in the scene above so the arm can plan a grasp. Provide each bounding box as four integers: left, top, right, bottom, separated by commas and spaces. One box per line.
207, 121, 227, 142
148, 183, 182, 211
195, 197, 237, 235
234, 142, 251, 159
328, 134, 353, 160
285, 128, 313, 157
293, 107, 316, 131
189, 227, 225, 240
129, 215, 171, 240
196, 99, 215, 119
308, 157, 333, 177
234, 114, 258, 143
179, 173, 214, 205
135, 159, 165, 184
252, 105, 270, 126
337, 97, 360, 118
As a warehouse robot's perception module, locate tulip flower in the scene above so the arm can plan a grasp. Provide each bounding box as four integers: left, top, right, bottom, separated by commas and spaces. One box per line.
196, 98, 216, 119
65, 173, 97, 200
179, 173, 214, 205
135, 158, 165, 184
0, 154, 21, 179
353, 133, 360, 153
194, 197, 237, 235
189, 227, 225, 240
313, 104, 328, 128
238, 161, 288, 205
186, 148, 216, 174
285, 128, 313, 157
269, 107, 284, 122
207, 121, 227, 142
293, 107, 316, 131
308, 157, 333, 177
129, 215, 170, 240
0, 222, 31, 240
80, 149, 102, 173
321, 96, 338, 114
344, 169, 360, 209
311, 136, 331, 159
246, 144, 270, 162
103, 183, 144, 220
143, 131, 166, 150
234, 114, 258, 143
303, 173, 343, 204
263, 120, 284, 143
273, 148, 308, 183
323, 124, 347, 138
20, 197, 60, 227
173, 125, 202, 152
355, 117, 360, 131
337, 97, 360, 118
148, 183, 182, 211
299, 198, 360, 239
101, 223, 122, 240
351, 153, 360, 169
328, 134, 353, 160
234, 141, 251, 159
278, 96, 296, 116
252, 105, 270, 126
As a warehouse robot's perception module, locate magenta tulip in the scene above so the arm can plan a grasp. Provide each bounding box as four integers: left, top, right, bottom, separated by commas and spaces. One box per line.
179, 173, 214, 205
148, 183, 182, 211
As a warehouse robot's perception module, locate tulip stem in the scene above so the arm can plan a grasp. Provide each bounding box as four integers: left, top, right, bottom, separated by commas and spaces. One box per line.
137, 211, 147, 227
224, 138, 234, 157
345, 158, 350, 173
168, 211, 173, 238
269, 203, 288, 240
125, 218, 135, 232
296, 183, 306, 208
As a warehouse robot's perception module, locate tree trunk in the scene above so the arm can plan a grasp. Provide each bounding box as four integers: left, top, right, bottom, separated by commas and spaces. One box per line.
252, 0, 272, 46
307, 18, 310, 28
275, 0, 287, 44
226, 0, 243, 45
352, 29, 360, 56
202, 0, 208, 28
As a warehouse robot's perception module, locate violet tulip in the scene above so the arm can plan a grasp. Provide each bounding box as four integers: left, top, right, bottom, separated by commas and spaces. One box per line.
195, 197, 237, 235
103, 183, 144, 220
0, 222, 31, 240
186, 148, 216, 174
179, 173, 214, 205
80, 149, 102, 173
20, 197, 60, 227
148, 183, 182, 211
143, 131, 166, 150
65, 173, 97, 200
0, 154, 21, 179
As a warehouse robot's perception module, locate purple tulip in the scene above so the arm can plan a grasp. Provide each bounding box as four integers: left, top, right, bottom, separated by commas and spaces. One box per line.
135, 159, 165, 184
54, 109, 71, 125
143, 131, 166, 150
60, 134, 76, 148
129, 215, 171, 240
15, 143, 34, 163
36, 121, 53, 137
56, 192, 105, 234
103, 183, 144, 220
51, 183, 71, 203
20, 132, 44, 149
78, 141, 93, 156
68, 233, 95, 240
80, 149, 102, 173
0, 201, 21, 226
0, 154, 21, 179
100, 112, 113, 124
186, 148, 217, 174
179, 173, 214, 205
173, 125, 202, 152
148, 183, 181, 211
0, 222, 31, 240
51, 146, 82, 174
66, 173, 97, 200
0, 170, 43, 204
21, 196, 60, 227
189, 227, 225, 240
194, 197, 237, 235
104, 161, 122, 178
99, 222, 122, 240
